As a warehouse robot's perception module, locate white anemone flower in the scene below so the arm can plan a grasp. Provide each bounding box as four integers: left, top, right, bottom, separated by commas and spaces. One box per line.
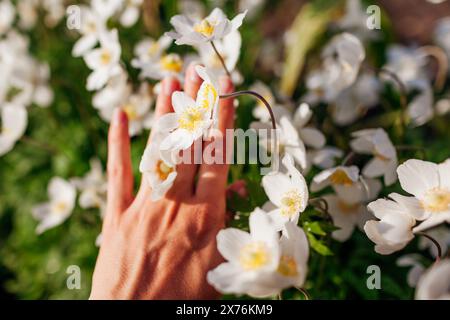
84, 29, 122, 91
252, 116, 307, 170
262, 155, 308, 229
139, 134, 178, 201
134, 52, 185, 81
32, 177, 77, 234
307, 33, 365, 102
0, 0, 15, 36
407, 79, 434, 126
179, 0, 206, 21
121, 84, 154, 136
72, 5, 107, 57
166, 8, 247, 46
415, 259, 450, 300
158, 66, 219, 151
197, 29, 242, 81
119, 0, 143, 27
364, 197, 416, 255
336, 0, 379, 41
5, 57, 53, 108
42, 0, 66, 27
323, 194, 371, 242
435, 98, 450, 116
329, 73, 380, 125
71, 158, 107, 218
207, 208, 281, 297
311, 165, 371, 204
17, 0, 38, 30
33, 62, 54, 107
293, 103, 325, 149
394, 159, 450, 232
264, 222, 309, 295
131, 35, 172, 75
91, 0, 122, 21
99, 83, 154, 136
383, 45, 428, 88
92, 69, 131, 111
249, 81, 289, 123
0, 104, 28, 156
350, 128, 398, 186
396, 254, 425, 288
307, 146, 343, 170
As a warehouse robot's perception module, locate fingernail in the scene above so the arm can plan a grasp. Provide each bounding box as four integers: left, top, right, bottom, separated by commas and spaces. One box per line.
113, 108, 127, 126
162, 77, 179, 95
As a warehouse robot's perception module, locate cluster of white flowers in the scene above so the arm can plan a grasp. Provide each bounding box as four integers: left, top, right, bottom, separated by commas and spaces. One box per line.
70, 0, 154, 137
208, 209, 309, 297
365, 158, 450, 255
0, 0, 55, 156
32, 158, 107, 244
137, 7, 247, 201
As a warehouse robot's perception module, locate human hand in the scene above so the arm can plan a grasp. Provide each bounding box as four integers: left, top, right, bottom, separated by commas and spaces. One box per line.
89, 64, 235, 299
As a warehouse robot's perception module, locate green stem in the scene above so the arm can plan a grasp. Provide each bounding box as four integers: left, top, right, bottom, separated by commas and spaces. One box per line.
211, 41, 231, 78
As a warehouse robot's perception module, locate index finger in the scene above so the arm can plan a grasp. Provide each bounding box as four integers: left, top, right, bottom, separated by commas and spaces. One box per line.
195, 77, 235, 200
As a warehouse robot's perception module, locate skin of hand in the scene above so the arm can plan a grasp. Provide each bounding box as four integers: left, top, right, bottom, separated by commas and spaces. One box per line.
89, 64, 235, 300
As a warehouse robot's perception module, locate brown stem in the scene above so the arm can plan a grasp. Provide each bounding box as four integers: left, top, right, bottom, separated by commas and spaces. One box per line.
341, 151, 356, 166
420, 45, 448, 91
308, 197, 329, 215
211, 41, 231, 78
220, 91, 277, 130
295, 287, 311, 300
417, 232, 442, 263
378, 68, 408, 111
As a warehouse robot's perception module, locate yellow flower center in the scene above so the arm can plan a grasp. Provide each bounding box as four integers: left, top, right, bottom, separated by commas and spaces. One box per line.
160, 54, 183, 73
422, 188, 450, 213
148, 42, 159, 56
155, 160, 173, 181
100, 50, 111, 65
373, 147, 391, 161
86, 21, 97, 34
280, 189, 302, 217
198, 83, 218, 111
194, 19, 215, 37
178, 107, 204, 132
337, 200, 360, 215
239, 242, 271, 270
330, 169, 354, 186
123, 103, 138, 120
53, 201, 67, 214
277, 255, 298, 277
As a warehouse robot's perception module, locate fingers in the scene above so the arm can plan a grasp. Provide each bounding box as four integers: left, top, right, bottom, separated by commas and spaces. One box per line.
196, 77, 235, 200
106, 109, 134, 216
169, 63, 204, 197
147, 77, 181, 145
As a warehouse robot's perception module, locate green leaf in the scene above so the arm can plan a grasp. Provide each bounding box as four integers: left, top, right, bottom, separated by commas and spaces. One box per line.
306, 233, 333, 256
280, 0, 343, 96
303, 221, 326, 236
